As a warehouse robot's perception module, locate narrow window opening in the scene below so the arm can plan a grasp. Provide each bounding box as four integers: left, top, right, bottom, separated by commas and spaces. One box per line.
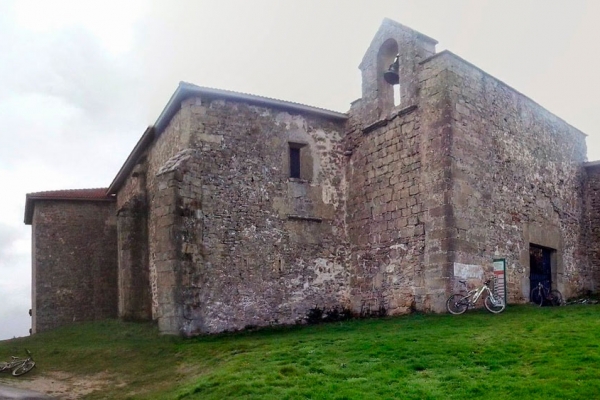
289, 147, 301, 179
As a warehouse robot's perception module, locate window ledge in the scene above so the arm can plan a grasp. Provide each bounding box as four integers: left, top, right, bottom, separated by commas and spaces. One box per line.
287, 214, 322, 223
288, 178, 310, 184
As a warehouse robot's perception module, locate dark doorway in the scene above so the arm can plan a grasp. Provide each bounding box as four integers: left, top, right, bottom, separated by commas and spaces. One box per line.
529, 244, 553, 301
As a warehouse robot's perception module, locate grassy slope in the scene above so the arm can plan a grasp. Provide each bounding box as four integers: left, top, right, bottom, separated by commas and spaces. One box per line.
0, 305, 599, 399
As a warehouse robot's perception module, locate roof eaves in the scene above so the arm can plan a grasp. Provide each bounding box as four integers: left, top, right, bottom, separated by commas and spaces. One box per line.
177, 82, 348, 122
24, 190, 115, 225
155, 82, 348, 136
106, 126, 155, 195
584, 160, 600, 168
108, 83, 348, 195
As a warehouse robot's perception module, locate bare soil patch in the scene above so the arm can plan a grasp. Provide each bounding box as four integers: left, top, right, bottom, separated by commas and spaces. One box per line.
0, 371, 118, 399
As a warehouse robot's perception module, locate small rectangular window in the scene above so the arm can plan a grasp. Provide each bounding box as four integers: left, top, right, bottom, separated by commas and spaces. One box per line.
290, 147, 301, 178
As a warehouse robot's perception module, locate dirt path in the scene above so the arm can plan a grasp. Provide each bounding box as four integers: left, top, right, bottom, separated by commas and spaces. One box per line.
0, 372, 116, 399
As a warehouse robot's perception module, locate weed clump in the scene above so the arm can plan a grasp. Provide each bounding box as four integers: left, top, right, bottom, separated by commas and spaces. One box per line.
306, 306, 354, 324
359, 304, 387, 318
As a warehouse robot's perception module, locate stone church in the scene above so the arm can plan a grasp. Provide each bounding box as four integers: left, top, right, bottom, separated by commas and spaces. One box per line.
24, 19, 600, 335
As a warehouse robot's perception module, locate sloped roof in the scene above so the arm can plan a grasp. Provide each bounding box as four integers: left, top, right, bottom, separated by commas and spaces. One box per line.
584, 161, 600, 168
24, 188, 114, 224
155, 82, 348, 134
107, 83, 348, 194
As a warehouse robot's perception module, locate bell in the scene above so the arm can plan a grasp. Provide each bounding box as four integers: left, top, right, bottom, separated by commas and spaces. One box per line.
383, 54, 400, 85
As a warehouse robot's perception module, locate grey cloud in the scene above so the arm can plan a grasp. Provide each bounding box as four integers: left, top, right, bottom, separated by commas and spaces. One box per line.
6, 27, 144, 131
0, 22, 146, 186
0, 309, 30, 340
0, 224, 31, 340
0, 223, 24, 257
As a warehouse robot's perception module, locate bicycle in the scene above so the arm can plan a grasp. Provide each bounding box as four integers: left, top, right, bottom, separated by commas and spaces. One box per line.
0, 349, 36, 377
530, 281, 563, 307
446, 279, 506, 314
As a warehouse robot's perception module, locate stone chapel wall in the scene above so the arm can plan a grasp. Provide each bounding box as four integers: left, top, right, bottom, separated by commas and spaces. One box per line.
141, 97, 348, 335
436, 52, 588, 301
29, 19, 600, 338
344, 104, 427, 316
583, 165, 600, 291
31, 201, 117, 333
116, 106, 193, 322
344, 46, 457, 315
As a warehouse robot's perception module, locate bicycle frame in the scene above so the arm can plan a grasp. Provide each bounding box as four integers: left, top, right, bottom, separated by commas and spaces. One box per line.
0, 357, 24, 371
466, 285, 490, 306
0, 349, 35, 376
535, 282, 549, 296
447, 279, 505, 314
531, 281, 563, 307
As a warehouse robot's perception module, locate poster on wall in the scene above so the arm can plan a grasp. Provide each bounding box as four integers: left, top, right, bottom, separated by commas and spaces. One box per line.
493, 258, 507, 302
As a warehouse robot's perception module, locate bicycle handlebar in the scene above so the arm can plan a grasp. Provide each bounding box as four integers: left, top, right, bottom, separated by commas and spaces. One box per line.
459, 279, 493, 286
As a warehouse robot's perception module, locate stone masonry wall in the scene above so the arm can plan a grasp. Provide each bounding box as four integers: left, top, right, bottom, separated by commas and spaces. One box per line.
116, 107, 192, 321
112, 23, 596, 333
32, 20, 600, 337
31, 201, 118, 333
437, 52, 588, 301
117, 194, 151, 320
344, 105, 426, 316
344, 47, 455, 315
583, 165, 600, 291
146, 102, 197, 324
142, 97, 348, 335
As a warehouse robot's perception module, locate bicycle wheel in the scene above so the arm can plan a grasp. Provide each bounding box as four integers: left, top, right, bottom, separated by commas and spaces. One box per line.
484, 295, 506, 314
549, 290, 564, 306
531, 287, 544, 307
12, 360, 35, 376
446, 294, 468, 315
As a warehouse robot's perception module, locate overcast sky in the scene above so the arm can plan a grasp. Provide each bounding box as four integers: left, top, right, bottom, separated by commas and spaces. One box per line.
1, 0, 600, 340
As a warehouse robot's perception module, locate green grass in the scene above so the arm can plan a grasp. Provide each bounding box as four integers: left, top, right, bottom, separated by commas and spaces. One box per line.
1, 305, 599, 399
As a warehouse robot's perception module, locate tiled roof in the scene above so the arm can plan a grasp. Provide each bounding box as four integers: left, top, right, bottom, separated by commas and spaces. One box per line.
178, 82, 349, 123
26, 188, 111, 200
24, 188, 114, 224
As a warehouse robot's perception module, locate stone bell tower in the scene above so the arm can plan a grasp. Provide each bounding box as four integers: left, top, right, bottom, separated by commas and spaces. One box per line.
345, 20, 456, 315
357, 18, 437, 123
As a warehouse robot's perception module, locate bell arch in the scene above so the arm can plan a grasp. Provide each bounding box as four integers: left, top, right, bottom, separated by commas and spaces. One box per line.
357, 19, 437, 123
377, 38, 400, 114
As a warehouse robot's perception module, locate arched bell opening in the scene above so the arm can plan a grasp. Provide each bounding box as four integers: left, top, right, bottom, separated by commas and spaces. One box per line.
377, 38, 400, 115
